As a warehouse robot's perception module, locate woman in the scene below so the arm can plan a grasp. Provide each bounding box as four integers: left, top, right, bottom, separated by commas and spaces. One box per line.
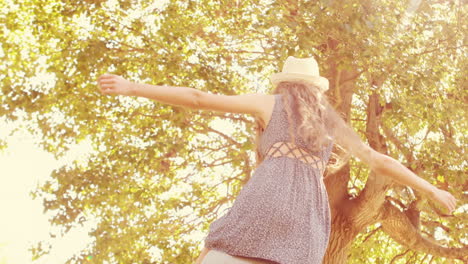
98, 56, 457, 264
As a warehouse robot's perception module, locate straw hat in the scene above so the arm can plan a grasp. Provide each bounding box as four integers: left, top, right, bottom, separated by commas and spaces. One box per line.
270, 56, 329, 92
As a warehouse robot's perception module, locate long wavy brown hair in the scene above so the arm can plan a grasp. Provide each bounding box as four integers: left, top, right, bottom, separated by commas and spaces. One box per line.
252, 80, 350, 172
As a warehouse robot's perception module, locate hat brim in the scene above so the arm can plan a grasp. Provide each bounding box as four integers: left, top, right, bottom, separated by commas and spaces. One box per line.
270, 73, 329, 91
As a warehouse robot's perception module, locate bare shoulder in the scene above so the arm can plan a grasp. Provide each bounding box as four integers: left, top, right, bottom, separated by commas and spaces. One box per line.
195, 91, 274, 123
255, 94, 276, 129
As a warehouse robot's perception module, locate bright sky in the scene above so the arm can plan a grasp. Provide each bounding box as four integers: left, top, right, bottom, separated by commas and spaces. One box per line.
0, 121, 95, 264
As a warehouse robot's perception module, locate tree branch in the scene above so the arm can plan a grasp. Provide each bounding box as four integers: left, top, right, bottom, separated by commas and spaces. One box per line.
191, 120, 242, 147
381, 200, 468, 259
412, 44, 468, 56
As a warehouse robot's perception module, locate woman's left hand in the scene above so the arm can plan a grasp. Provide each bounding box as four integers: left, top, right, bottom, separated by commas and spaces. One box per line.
98, 74, 135, 96
430, 187, 458, 215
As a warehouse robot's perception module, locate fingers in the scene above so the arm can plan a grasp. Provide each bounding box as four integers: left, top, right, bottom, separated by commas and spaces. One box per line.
99, 87, 113, 95
98, 74, 116, 94
99, 73, 117, 79
100, 85, 114, 91
98, 74, 118, 84
446, 193, 457, 213
98, 80, 114, 88
99, 79, 115, 84
98, 81, 114, 94
451, 197, 457, 212
435, 190, 457, 214
97, 73, 127, 96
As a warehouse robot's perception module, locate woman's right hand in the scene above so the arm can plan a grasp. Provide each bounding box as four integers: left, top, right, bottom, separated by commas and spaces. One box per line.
98, 73, 135, 96
430, 187, 458, 214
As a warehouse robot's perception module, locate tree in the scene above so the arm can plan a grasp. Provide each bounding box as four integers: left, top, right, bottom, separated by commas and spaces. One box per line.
1, 0, 466, 263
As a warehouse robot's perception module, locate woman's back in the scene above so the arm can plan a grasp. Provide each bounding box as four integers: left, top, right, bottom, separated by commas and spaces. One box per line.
202, 93, 334, 264
257, 93, 334, 175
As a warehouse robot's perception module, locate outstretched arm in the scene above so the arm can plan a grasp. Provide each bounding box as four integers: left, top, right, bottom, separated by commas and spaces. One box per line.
325, 102, 458, 214
98, 74, 200, 108
97, 73, 269, 117
98, 74, 274, 118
